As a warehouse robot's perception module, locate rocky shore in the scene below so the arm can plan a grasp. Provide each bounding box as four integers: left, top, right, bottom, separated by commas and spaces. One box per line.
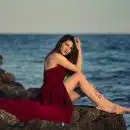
0, 54, 127, 130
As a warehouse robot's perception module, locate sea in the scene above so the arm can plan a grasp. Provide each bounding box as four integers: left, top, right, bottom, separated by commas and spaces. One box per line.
0, 34, 130, 129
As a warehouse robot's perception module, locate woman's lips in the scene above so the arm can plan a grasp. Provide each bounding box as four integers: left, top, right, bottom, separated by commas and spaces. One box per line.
64, 50, 68, 55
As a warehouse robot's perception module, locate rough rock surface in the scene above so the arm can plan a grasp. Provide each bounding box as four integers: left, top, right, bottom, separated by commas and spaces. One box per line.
0, 105, 127, 130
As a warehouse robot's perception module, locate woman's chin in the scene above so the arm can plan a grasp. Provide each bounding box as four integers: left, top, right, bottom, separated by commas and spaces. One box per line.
63, 53, 68, 56
60, 51, 69, 56
61, 52, 66, 56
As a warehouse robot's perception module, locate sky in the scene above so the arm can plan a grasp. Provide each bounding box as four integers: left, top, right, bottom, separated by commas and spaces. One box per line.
0, 0, 130, 34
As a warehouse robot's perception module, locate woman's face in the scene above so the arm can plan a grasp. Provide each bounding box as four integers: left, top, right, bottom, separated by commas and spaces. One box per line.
60, 40, 73, 56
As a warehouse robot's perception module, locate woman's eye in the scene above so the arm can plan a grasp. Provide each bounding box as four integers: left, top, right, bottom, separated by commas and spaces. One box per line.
65, 43, 69, 46
65, 42, 72, 50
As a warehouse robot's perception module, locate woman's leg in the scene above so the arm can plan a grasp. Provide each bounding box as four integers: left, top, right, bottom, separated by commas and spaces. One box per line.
64, 72, 108, 107
69, 90, 81, 101
64, 72, 130, 114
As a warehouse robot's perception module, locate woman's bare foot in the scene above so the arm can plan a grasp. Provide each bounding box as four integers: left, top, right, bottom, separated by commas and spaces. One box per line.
96, 104, 130, 114
115, 104, 130, 114
96, 105, 116, 113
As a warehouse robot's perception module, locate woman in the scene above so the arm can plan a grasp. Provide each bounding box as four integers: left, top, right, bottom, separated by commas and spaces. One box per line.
0, 34, 130, 124
40, 34, 130, 114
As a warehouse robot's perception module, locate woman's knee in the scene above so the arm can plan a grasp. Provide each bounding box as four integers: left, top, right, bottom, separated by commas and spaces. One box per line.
75, 71, 86, 80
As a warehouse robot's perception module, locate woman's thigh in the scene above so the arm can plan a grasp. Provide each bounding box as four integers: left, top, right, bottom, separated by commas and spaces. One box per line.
63, 73, 80, 94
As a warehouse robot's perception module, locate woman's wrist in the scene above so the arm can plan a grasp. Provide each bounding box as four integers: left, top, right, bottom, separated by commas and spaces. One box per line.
78, 48, 82, 52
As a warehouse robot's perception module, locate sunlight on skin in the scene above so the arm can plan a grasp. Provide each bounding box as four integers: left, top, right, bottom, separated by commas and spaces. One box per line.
94, 89, 102, 99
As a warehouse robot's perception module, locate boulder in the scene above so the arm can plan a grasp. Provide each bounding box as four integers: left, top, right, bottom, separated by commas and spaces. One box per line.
0, 105, 127, 130
0, 82, 31, 99
0, 69, 16, 83
0, 68, 32, 99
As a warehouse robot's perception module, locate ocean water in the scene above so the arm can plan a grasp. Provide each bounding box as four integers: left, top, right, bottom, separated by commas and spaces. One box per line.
0, 34, 130, 129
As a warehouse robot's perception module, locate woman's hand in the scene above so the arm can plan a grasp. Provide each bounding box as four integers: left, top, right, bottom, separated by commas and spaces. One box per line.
75, 38, 82, 51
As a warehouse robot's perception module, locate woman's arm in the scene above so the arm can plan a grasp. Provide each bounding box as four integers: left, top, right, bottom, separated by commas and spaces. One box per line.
49, 38, 83, 72
75, 38, 83, 72
50, 53, 78, 72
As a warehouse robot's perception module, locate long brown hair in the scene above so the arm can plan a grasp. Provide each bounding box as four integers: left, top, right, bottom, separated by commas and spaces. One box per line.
45, 34, 78, 76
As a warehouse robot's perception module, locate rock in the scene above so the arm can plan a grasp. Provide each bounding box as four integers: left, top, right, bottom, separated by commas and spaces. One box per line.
0, 105, 127, 130
0, 82, 31, 99
27, 87, 41, 99
0, 90, 7, 97
0, 70, 16, 83
0, 109, 19, 125
0, 66, 32, 99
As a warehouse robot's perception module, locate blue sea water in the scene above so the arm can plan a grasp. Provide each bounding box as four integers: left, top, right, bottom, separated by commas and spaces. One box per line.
0, 34, 130, 129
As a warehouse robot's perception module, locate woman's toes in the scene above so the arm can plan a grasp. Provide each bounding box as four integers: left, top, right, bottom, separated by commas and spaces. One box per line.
114, 106, 125, 114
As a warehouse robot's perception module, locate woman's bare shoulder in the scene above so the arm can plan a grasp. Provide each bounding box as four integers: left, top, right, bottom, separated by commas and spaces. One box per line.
48, 52, 63, 60
45, 52, 66, 66
45, 52, 63, 64
44, 53, 58, 69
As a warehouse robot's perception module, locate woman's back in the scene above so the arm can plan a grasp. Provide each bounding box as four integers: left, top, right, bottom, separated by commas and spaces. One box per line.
39, 62, 73, 107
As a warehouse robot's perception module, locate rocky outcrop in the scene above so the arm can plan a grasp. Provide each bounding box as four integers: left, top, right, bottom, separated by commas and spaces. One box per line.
0, 54, 127, 130
0, 105, 127, 130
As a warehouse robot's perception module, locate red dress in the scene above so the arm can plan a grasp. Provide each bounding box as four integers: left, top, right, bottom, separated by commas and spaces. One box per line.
0, 65, 73, 124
